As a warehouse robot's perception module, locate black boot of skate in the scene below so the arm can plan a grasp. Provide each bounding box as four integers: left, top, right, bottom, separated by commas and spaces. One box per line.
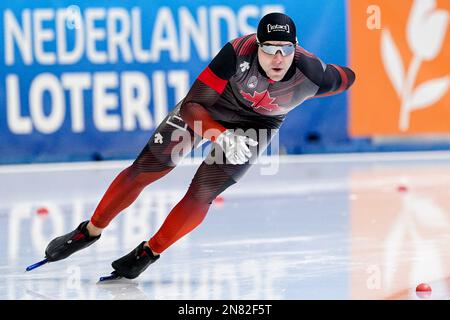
45, 220, 101, 262
111, 241, 160, 279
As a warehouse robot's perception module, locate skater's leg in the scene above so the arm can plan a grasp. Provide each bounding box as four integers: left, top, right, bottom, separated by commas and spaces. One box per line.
108, 128, 277, 279
90, 164, 173, 229
147, 128, 277, 254
44, 105, 202, 262
148, 160, 244, 254
107, 161, 240, 279
90, 105, 202, 230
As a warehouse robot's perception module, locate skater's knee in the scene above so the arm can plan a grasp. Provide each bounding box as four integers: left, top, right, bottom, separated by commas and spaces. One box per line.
133, 146, 176, 173
187, 176, 237, 204
128, 163, 173, 187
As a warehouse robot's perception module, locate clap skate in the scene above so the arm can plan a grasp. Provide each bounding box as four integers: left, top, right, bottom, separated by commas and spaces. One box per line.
26, 220, 101, 271
98, 241, 159, 282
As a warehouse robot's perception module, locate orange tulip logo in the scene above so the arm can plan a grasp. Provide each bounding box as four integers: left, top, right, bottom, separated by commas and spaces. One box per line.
349, 0, 450, 136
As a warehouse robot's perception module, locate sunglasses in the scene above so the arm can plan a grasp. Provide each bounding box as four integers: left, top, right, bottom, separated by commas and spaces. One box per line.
258, 43, 296, 56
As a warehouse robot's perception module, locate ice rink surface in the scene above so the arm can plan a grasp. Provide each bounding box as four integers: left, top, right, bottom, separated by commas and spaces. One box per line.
0, 152, 449, 300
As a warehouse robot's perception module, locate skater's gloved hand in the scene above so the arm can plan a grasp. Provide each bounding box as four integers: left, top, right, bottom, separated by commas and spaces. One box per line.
215, 130, 258, 165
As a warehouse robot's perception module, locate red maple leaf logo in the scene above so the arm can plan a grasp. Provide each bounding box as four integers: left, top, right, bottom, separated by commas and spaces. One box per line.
240, 90, 280, 112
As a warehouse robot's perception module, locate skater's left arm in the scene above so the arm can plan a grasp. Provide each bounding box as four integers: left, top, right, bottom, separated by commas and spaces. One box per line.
296, 48, 356, 98
314, 64, 356, 98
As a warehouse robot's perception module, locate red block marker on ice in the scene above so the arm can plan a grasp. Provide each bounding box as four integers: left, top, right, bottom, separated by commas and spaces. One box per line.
37, 207, 49, 216
416, 283, 432, 299
213, 196, 225, 207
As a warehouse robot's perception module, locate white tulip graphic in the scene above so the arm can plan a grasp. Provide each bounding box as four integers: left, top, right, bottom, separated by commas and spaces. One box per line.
407, 0, 448, 61
381, 0, 449, 131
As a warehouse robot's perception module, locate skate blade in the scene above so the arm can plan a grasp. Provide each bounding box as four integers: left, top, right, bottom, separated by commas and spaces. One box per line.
25, 258, 48, 272
98, 271, 122, 283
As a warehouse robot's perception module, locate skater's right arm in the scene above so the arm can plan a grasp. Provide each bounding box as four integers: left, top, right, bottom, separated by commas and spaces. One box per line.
180, 43, 237, 142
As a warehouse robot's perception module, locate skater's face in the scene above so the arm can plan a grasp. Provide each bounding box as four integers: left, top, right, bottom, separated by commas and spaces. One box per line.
257, 40, 295, 82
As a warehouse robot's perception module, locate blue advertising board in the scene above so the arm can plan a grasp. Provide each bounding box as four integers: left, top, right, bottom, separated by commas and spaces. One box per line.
0, 0, 348, 164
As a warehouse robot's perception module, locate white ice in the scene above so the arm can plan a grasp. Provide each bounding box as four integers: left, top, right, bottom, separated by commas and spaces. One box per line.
0, 152, 449, 300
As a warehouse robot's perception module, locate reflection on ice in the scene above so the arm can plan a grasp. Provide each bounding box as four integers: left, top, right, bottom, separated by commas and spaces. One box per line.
0, 153, 449, 299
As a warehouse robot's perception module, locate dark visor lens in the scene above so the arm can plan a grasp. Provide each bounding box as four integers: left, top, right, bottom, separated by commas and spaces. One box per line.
259, 44, 295, 56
